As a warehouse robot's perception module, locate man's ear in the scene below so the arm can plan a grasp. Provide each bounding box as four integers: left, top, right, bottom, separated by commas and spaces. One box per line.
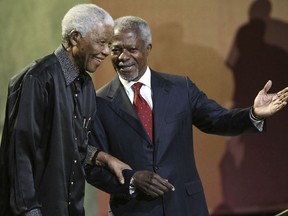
69, 31, 81, 46
147, 43, 152, 55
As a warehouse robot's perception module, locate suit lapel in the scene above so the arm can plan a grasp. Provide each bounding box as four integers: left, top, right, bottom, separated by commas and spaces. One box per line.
105, 77, 152, 143
151, 71, 173, 154
102, 72, 173, 148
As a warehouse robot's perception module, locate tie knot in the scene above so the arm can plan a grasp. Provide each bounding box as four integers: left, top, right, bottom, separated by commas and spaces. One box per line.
132, 82, 143, 93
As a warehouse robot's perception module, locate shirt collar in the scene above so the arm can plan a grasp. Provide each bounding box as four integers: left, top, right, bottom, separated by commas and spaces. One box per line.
119, 67, 151, 91
55, 45, 80, 86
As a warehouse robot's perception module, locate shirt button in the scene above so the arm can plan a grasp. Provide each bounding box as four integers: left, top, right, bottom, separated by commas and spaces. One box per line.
71, 182, 74, 185
68, 202, 71, 205
74, 160, 77, 163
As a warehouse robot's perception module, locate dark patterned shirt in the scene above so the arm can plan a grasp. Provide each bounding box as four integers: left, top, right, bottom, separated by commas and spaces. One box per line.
0, 45, 97, 216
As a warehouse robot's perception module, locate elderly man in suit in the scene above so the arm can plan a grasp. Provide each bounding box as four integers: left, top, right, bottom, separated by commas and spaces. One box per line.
85, 16, 288, 216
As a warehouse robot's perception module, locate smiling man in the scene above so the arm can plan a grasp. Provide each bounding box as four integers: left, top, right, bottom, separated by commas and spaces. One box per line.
0, 4, 130, 216
85, 16, 288, 216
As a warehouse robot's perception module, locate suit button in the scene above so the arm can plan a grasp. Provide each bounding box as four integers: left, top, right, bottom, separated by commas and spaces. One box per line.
147, 144, 153, 149
154, 166, 159, 170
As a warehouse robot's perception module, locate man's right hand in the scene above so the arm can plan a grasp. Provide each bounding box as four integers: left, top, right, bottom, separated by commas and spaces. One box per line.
96, 151, 131, 184
132, 171, 175, 198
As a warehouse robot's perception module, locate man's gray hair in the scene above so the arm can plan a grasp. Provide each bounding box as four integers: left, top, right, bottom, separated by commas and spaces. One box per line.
61, 4, 114, 44
114, 16, 152, 45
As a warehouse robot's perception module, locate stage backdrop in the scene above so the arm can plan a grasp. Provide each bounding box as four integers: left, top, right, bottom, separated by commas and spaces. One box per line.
0, 0, 287, 216
92, 0, 288, 215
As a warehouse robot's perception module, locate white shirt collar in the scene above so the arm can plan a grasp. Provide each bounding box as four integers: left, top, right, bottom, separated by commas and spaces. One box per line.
118, 67, 151, 91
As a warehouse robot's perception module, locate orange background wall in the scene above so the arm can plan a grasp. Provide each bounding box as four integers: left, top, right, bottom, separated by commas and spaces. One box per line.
0, 0, 287, 215
91, 0, 288, 215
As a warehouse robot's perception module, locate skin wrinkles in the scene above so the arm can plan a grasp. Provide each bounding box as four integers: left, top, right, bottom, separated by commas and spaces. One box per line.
71, 23, 114, 73
111, 29, 152, 82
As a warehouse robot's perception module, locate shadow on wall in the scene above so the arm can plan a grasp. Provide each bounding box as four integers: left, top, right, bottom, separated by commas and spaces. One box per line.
149, 22, 233, 105
213, 0, 288, 215
148, 20, 234, 212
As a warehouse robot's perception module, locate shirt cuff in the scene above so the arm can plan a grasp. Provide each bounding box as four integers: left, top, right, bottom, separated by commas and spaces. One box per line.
129, 177, 136, 195
249, 108, 264, 132
85, 145, 98, 165
25, 208, 42, 216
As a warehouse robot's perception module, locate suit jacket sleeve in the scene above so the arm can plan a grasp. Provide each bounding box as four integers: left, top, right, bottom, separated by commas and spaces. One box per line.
186, 76, 259, 135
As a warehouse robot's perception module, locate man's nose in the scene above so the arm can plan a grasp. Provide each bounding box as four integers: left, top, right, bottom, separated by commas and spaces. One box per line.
118, 49, 130, 61
101, 43, 110, 56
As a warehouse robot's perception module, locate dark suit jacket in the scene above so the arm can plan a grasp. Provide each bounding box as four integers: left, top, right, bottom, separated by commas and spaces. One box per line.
85, 69, 260, 216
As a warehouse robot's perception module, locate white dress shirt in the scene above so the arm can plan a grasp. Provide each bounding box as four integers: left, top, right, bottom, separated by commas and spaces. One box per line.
118, 67, 153, 109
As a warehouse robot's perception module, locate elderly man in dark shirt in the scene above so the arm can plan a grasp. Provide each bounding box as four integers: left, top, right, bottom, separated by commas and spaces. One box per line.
0, 4, 129, 216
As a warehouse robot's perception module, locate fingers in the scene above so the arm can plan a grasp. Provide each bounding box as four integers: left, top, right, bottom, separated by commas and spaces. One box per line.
115, 162, 132, 184
263, 80, 272, 94
123, 163, 132, 170
149, 175, 175, 195
133, 171, 175, 198
274, 93, 288, 111
115, 169, 125, 185
277, 86, 288, 98
163, 179, 175, 192
274, 88, 288, 109
253, 82, 288, 118
105, 155, 132, 184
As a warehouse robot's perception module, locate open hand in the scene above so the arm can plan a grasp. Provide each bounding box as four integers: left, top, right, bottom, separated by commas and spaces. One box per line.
253, 80, 288, 118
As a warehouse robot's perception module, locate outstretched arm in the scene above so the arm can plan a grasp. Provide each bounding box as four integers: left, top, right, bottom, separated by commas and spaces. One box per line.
253, 80, 288, 119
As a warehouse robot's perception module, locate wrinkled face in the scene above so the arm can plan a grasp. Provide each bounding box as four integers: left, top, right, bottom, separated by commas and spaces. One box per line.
110, 28, 151, 82
71, 22, 113, 73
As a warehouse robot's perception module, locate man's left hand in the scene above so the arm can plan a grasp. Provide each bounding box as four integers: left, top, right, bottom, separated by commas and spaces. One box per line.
253, 80, 288, 118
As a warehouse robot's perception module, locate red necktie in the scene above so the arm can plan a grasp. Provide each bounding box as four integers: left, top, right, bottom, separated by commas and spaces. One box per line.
132, 82, 153, 141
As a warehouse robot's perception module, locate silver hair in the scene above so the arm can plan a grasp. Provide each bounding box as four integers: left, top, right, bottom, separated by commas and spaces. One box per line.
61, 4, 114, 44
114, 16, 152, 45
